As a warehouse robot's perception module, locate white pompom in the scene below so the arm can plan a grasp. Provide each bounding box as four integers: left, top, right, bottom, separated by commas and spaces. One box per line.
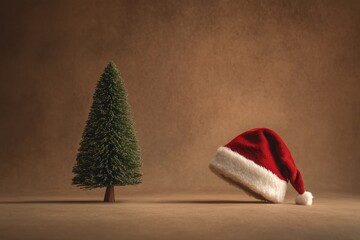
295, 191, 313, 205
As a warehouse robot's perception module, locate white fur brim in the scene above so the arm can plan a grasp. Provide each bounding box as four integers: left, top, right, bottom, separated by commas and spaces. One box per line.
295, 191, 313, 206
209, 146, 287, 203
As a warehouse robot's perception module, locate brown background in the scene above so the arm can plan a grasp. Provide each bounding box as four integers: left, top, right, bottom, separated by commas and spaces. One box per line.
0, 0, 359, 197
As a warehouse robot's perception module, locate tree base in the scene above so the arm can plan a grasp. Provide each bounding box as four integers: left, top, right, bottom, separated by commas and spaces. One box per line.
104, 186, 115, 202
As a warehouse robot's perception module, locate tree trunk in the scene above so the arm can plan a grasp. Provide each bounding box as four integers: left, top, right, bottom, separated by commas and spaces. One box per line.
104, 186, 115, 202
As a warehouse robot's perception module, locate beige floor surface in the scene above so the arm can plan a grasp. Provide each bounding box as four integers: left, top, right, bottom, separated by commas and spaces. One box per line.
0, 193, 359, 240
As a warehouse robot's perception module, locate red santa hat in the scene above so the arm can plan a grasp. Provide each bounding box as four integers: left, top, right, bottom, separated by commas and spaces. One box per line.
209, 128, 313, 205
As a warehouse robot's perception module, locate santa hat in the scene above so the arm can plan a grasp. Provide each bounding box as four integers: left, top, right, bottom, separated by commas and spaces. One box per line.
209, 128, 313, 205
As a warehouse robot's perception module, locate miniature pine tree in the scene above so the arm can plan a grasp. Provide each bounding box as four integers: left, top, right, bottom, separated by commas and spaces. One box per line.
72, 62, 142, 202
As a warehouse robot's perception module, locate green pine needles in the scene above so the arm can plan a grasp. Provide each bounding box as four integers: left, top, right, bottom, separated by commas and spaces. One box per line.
72, 62, 142, 202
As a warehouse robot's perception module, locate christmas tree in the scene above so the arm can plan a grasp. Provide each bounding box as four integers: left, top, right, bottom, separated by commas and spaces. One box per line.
72, 62, 142, 202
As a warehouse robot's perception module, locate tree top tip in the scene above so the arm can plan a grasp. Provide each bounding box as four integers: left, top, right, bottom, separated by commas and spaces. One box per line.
107, 61, 116, 68
105, 61, 120, 74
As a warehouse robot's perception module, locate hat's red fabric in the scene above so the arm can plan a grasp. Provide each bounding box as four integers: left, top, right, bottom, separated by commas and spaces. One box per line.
225, 128, 305, 194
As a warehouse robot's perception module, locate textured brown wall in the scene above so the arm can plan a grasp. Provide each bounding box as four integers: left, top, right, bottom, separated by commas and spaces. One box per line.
0, 0, 359, 196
